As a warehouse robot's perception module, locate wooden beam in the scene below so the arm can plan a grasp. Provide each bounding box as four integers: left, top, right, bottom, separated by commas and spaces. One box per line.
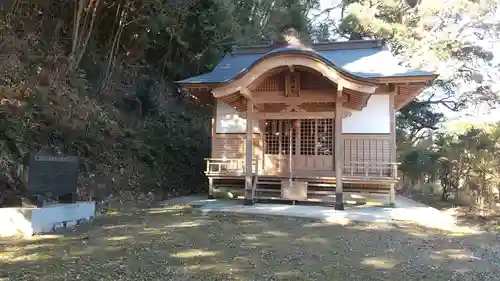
335, 86, 344, 210
240, 87, 252, 99
373, 83, 415, 94
281, 104, 305, 112
254, 111, 350, 120
373, 84, 392, 94
389, 91, 396, 207
244, 99, 254, 205
252, 90, 349, 104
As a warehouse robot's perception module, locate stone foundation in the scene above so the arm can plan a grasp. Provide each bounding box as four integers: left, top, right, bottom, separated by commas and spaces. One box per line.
0, 201, 95, 237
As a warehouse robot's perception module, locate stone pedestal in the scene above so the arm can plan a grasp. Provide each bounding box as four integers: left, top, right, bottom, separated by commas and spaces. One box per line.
281, 180, 308, 201
0, 201, 95, 237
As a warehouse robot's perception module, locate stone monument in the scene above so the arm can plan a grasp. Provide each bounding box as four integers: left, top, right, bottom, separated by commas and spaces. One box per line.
27, 148, 79, 206
0, 147, 96, 237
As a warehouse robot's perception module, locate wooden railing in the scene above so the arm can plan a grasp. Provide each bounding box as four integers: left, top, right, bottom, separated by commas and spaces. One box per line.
204, 158, 399, 179
204, 158, 259, 175
343, 162, 400, 179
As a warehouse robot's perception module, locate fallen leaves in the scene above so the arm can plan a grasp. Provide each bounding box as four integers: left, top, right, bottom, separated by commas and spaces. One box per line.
1, 204, 499, 280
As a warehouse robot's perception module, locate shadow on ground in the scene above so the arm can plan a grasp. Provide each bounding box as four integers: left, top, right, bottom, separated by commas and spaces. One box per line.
1, 203, 499, 281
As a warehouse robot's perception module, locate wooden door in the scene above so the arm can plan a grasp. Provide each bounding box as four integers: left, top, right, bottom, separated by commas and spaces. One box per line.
294, 119, 334, 172
263, 119, 334, 176
263, 120, 295, 176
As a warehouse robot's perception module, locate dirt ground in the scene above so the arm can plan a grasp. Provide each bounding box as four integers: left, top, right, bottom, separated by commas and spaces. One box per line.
1, 204, 500, 281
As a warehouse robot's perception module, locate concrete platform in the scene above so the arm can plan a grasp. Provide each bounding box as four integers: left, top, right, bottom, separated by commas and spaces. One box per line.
163, 195, 471, 232
0, 201, 96, 237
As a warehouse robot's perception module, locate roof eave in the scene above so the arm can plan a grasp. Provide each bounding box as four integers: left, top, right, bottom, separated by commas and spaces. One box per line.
176, 81, 219, 89
369, 74, 439, 84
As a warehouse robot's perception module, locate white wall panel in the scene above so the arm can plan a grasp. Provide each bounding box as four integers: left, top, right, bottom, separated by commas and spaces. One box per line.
342, 95, 390, 134
216, 101, 260, 133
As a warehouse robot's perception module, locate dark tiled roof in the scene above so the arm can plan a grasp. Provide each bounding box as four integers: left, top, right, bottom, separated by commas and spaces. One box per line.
178, 40, 436, 84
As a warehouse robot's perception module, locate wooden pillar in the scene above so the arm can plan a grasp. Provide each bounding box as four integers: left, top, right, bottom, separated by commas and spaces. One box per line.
208, 101, 217, 199
295, 120, 301, 156
389, 90, 396, 207
244, 99, 254, 205
314, 120, 318, 155
335, 86, 344, 210
278, 121, 282, 158
260, 120, 265, 175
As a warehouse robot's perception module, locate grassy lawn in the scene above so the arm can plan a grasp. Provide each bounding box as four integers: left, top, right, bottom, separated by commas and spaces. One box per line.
1, 204, 499, 281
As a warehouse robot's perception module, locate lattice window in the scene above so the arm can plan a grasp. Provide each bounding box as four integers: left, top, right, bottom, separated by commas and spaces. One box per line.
264, 120, 280, 155
300, 120, 315, 155
255, 74, 285, 92
265, 120, 295, 155
300, 119, 333, 156
300, 71, 334, 90
266, 119, 332, 156
281, 120, 296, 155
316, 119, 333, 156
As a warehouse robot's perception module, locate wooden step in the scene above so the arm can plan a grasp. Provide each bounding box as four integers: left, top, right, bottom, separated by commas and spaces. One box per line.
254, 196, 282, 200
307, 190, 335, 195
255, 188, 281, 192
255, 196, 333, 203
349, 188, 388, 192
307, 183, 336, 187
256, 181, 281, 185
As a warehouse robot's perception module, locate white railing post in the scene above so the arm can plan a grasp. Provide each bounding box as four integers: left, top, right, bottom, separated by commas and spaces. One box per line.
392, 163, 399, 180
204, 158, 256, 175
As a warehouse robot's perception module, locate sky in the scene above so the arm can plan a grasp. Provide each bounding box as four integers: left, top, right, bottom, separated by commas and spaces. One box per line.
315, 0, 500, 125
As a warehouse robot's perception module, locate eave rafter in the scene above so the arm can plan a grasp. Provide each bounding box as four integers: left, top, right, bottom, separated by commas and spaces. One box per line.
181, 86, 214, 105
370, 80, 435, 110
393, 83, 428, 110
218, 92, 246, 112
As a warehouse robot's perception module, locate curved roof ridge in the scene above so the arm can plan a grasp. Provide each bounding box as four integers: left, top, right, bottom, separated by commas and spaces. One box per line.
257, 48, 373, 83
232, 39, 386, 55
